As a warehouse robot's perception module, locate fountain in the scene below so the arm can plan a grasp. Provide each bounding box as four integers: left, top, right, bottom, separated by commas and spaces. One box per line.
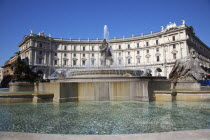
34, 25, 170, 103
1, 25, 210, 138
50, 25, 144, 78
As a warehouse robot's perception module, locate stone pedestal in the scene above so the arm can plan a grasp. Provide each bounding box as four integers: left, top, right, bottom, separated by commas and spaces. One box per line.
171, 77, 201, 90
9, 82, 34, 92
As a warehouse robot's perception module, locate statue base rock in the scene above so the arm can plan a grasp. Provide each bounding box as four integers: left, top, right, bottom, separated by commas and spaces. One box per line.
171, 76, 201, 90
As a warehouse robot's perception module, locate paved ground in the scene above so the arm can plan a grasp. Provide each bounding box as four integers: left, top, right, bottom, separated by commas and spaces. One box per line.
0, 129, 210, 140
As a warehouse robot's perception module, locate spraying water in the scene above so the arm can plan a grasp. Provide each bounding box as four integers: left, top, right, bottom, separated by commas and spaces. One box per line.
104, 25, 109, 40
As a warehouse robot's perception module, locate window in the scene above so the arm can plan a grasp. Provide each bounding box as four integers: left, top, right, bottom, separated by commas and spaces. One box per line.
147, 50, 149, 53
39, 58, 42, 64
83, 46, 85, 51
54, 45, 58, 50
73, 60, 77, 66
64, 46, 67, 50
146, 42, 149, 46
128, 44, 130, 49
156, 40, 159, 45
119, 52, 121, 56
82, 60, 86, 65
119, 59, 122, 65
92, 46, 94, 51
55, 53, 57, 56
40, 43, 42, 47
54, 60, 57, 65
137, 51, 140, 55
91, 60, 94, 65
147, 58, 150, 63
74, 53, 76, 57
156, 48, 159, 52
119, 45, 121, 49
173, 53, 176, 59
74, 46, 76, 51
173, 36, 175, 41
83, 54, 85, 57
157, 56, 160, 62
128, 59, 131, 64
137, 58, 140, 63
64, 60, 67, 65
92, 53, 94, 57
137, 43, 139, 48
39, 51, 42, 55
173, 44, 176, 49
64, 53, 67, 57
128, 51, 130, 55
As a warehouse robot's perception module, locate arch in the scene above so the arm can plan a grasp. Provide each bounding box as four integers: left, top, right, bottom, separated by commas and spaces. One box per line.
156, 68, 162, 76
156, 68, 162, 72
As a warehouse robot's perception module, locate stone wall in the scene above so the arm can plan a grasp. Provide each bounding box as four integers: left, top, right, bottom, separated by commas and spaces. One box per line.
37, 77, 170, 102
155, 93, 210, 102
9, 82, 34, 92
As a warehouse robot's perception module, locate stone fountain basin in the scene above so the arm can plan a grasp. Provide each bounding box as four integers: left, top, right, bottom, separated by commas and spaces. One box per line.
68, 69, 144, 77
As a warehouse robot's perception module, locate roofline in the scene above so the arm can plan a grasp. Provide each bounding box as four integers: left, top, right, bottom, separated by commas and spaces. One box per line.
19, 24, 189, 46
18, 25, 209, 51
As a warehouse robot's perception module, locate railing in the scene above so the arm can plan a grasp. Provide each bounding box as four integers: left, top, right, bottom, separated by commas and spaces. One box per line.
53, 38, 103, 42
51, 29, 168, 42
51, 26, 187, 43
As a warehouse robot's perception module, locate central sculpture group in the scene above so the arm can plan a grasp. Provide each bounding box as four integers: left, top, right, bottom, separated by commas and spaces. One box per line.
99, 39, 114, 67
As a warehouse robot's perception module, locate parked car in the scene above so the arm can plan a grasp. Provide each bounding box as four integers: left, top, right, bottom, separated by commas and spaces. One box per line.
199, 74, 210, 86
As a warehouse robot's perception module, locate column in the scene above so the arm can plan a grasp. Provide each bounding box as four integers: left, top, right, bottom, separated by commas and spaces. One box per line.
70, 53, 72, 67
123, 51, 126, 66
134, 51, 136, 65
179, 43, 183, 59
29, 50, 33, 65
152, 48, 155, 63
163, 46, 167, 77
185, 41, 189, 56
141, 49, 144, 64
80, 53, 81, 67
45, 51, 47, 65
60, 53, 63, 67
98, 52, 100, 67
49, 52, 52, 66
34, 50, 37, 65
30, 39, 33, 46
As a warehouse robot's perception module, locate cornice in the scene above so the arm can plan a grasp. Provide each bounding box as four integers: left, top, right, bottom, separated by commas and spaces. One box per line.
18, 25, 188, 47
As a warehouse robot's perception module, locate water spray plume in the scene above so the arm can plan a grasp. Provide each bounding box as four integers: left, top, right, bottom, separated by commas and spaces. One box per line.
104, 25, 109, 40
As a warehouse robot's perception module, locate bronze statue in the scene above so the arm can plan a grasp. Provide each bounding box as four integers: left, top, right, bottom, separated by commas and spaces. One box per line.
169, 49, 206, 83
11, 52, 43, 82
99, 39, 113, 67
144, 69, 152, 76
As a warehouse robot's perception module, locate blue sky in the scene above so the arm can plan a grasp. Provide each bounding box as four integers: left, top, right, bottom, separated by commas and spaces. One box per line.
0, 0, 209, 66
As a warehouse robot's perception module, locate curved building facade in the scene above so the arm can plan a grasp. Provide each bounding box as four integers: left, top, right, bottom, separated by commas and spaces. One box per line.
18, 22, 210, 78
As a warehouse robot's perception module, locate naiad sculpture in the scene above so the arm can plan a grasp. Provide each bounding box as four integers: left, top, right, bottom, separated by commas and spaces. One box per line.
169, 49, 206, 83
99, 39, 114, 67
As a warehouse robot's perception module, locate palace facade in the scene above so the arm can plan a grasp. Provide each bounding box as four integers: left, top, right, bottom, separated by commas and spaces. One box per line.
18, 21, 210, 78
